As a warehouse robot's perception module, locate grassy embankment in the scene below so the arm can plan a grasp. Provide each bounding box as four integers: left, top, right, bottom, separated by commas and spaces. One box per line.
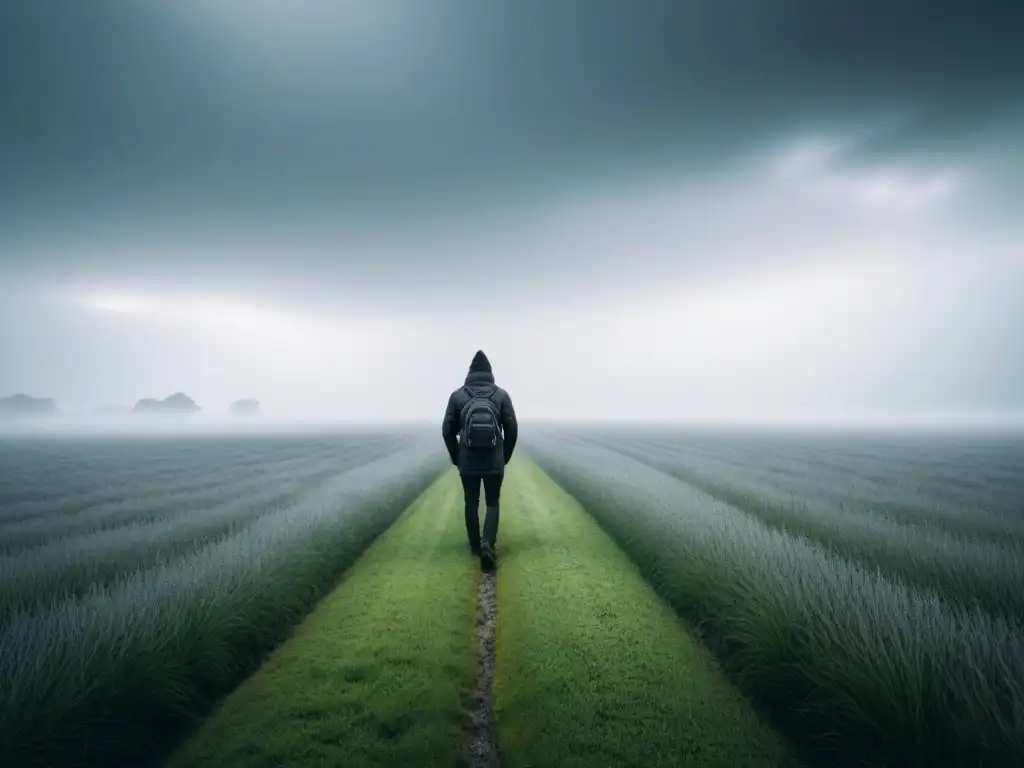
167, 470, 478, 768
494, 458, 795, 767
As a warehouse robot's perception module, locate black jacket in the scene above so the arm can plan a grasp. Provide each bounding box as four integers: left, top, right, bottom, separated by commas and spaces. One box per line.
442, 368, 518, 476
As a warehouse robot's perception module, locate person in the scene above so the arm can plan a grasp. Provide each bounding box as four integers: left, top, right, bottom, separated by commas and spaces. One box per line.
442, 350, 518, 570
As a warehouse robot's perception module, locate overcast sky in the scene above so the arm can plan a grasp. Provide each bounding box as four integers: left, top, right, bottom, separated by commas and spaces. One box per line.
1, 0, 1022, 423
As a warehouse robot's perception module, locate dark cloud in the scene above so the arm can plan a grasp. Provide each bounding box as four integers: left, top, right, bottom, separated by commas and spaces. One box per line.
1, 0, 1022, 291
1, 2, 1023, 417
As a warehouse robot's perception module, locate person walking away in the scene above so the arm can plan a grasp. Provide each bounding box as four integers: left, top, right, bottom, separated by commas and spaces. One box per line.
442, 350, 518, 571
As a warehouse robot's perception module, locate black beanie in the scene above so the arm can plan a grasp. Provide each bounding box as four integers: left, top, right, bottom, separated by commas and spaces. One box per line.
469, 350, 492, 374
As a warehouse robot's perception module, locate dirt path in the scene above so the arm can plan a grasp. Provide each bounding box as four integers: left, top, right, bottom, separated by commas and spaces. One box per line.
465, 567, 500, 767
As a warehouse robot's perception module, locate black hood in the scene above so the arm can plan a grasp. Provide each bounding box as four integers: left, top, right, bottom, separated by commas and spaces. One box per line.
469, 350, 492, 374
465, 351, 495, 386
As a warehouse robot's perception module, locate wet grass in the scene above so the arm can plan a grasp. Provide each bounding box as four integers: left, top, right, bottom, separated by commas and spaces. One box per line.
529, 436, 1024, 766
493, 458, 795, 767
0, 442, 444, 768
166, 469, 478, 768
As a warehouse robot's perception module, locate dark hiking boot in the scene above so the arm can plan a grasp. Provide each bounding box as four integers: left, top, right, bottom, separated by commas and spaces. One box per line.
480, 540, 496, 571
469, 540, 481, 556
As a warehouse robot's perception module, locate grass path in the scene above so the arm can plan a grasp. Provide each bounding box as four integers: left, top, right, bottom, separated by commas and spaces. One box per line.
166, 469, 477, 768
494, 457, 796, 767
165, 459, 796, 767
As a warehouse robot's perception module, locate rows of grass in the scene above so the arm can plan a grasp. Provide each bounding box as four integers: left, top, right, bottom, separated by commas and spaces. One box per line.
599, 439, 1024, 626
577, 428, 1024, 524
0, 434, 404, 521
167, 469, 477, 768
0, 437, 291, 512
494, 458, 793, 767
0, 449, 358, 527
0, 452, 359, 547
0, 493, 289, 618
0, 438, 403, 540
582, 431, 1024, 540
0, 442, 420, 619
0, 441, 446, 768
528, 435, 1024, 766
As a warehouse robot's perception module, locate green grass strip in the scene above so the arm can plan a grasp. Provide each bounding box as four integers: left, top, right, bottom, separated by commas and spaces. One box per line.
494, 457, 796, 767
166, 469, 476, 768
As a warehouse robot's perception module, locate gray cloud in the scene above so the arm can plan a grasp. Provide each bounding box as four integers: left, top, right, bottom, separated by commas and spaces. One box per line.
1, 1, 1022, 417
3, 1, 1021, 236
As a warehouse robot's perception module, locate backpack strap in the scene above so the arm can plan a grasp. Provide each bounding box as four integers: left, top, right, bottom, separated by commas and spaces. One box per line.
459, 385, 500, 421
462, 385, 498, 409
463, 383, 495, 398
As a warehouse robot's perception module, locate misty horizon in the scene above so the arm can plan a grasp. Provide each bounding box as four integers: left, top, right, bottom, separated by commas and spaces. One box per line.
2, 1, 1022, 423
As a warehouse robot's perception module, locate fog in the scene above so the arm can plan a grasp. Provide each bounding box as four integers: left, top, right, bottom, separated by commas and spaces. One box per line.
2, 1, 1022, 427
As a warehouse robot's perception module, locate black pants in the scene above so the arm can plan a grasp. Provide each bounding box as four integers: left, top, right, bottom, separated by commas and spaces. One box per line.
460, 472, 503, 547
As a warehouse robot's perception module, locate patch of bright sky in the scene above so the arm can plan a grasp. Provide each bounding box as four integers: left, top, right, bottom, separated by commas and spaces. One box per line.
53, 133, 1021, 422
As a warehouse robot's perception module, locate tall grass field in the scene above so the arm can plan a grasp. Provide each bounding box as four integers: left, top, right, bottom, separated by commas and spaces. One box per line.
529, 427, 1024, 765
0, 432, 446, 768
2, 427, 1022, 767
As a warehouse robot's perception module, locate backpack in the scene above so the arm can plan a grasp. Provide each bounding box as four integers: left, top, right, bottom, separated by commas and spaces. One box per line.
459, 385, 501, 451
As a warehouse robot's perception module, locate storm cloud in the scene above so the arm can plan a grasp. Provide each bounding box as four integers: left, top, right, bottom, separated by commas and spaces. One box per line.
1, 1, 1022, 421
